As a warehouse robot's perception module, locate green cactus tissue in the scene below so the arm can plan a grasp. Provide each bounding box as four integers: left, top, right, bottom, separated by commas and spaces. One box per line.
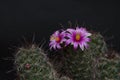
48, 26, 120, 80
15, 44, 71, 80
15, 44, 54, 80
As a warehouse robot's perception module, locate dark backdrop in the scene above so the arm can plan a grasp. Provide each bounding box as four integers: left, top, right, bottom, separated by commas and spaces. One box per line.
0, 0, 119, 80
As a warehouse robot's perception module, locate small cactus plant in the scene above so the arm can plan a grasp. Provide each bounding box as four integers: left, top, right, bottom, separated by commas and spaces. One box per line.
48, 27, 120, 80
15, 44, 71, 80
15, 45, 53, 80
14, 25, 120, 80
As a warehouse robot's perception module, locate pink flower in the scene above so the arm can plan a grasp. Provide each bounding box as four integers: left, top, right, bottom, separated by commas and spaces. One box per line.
25, 63, 31, 69
66, 27, 91, 50
49, 30, 66, 50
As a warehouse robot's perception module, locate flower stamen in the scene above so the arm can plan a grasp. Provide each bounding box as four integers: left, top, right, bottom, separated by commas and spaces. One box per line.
55, 37, 61, 42
75, 33, 81, 41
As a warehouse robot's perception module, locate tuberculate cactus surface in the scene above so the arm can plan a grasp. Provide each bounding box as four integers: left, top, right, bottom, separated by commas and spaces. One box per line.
15, 45, 71, 80
48, 27, 120, 80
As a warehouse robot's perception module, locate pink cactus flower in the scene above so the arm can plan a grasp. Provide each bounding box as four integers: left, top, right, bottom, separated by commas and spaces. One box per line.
66, 27, 91, 50
25, 63, 31, 69
49, 30, 66, 50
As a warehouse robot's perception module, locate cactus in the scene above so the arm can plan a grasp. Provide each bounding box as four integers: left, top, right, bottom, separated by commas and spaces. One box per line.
48, 31, 120, 80
99, 52, 120, 80
14, 26, 120, 80
15, 44, 71, 80
15, 44, 52, 80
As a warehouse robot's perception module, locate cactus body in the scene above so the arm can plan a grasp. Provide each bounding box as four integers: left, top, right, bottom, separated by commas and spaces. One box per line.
48, 33, 120, 80
15, 45, 71, 80
15, 32, 120, 80
15, 45, 53, 80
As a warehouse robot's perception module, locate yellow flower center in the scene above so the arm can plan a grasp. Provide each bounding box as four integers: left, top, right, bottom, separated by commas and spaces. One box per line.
50, 36, 60, 42
75, 33, 81, 41
55, 37, 60, 42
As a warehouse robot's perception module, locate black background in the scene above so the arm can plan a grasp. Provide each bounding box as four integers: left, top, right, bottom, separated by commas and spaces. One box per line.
0, 0, 120, 80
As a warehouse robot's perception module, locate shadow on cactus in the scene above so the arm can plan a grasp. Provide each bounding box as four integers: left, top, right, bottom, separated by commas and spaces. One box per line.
48, 27, 120, 80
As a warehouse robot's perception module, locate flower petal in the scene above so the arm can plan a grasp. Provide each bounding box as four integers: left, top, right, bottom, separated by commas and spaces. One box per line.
57, 44, 61, 49
54, 30, 59, 35
83, 37, 91, 42
86, 33, 92, 36
53, 44, 56, 50
84, 42, 89, 49
73, 42, 78, 49
66, 39, 72, 45
79, 42, 84, 51
67, 28, 75, 34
